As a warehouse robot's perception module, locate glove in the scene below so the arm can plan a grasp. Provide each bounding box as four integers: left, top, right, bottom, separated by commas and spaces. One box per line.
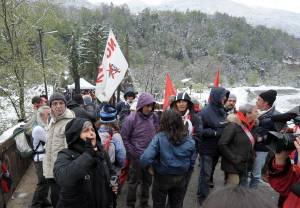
84, 140, 97, 157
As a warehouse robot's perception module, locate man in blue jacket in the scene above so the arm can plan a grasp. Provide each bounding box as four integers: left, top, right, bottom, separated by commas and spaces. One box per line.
197, 87, 230, 205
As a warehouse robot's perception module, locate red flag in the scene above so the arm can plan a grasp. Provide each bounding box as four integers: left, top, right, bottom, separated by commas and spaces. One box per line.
214, 69, 220, 87
163, 73, 176, 111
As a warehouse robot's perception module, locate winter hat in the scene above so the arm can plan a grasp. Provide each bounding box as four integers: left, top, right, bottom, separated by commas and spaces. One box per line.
124, 87, 136, 99
49, 93, 67, 107
82, 95, 93, 105
32, 96, 41, 104
99, 104, 117, 123
170, 92, 193, 110
259, 90, 277, 106
228, 93, 237, 101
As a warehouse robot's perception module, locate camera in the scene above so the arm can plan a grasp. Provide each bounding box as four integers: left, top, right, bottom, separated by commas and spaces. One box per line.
265, 131, 298, 152
262, 111, 300, 152
110, 175, 119, 187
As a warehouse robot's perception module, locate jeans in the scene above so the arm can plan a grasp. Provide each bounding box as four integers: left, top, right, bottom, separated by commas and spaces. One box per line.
152, 174, 186, 208
197, 155, 219, 204
127, 158, 152, 208
249, 151, 268, 188
31, 161, 50, 208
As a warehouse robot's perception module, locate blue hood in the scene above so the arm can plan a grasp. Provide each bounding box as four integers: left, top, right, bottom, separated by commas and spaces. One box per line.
209, 87, 230, 107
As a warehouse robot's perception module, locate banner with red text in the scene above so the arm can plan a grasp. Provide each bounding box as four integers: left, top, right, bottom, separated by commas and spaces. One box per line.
95, 30, 128, 102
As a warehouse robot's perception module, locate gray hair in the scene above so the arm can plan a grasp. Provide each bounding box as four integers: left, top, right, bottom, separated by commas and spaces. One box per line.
238, 104, 255, 115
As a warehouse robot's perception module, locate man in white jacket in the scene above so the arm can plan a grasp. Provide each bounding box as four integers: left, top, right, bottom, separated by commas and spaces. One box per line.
43, 93, 75, 207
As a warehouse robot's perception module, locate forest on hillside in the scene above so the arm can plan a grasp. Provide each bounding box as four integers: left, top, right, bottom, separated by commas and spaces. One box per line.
0, 0, 300, 120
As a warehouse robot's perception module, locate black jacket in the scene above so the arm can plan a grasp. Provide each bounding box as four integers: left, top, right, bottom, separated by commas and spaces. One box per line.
255, 106, 279, 152
218, 114, 256, 174
67, 100, 96, 122
54, 118, 114, 208
198, 87, 230, 156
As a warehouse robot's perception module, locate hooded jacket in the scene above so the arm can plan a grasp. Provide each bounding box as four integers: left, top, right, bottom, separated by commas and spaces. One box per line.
140, 132, 196, 175
43, 108, 75, 178
121, 92, 159, 159
170, 92, 203, 142
198, 87, 230, 156
268, 157, 300, 208
67, 100, 96, 122
218, 114, 256, 174
54, 118, 114, 208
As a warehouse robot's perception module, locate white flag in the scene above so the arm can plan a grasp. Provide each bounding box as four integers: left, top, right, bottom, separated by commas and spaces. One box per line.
95, 30, 128, 102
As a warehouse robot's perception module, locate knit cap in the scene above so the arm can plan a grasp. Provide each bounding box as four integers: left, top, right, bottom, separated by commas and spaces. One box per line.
259, 90, 277, 106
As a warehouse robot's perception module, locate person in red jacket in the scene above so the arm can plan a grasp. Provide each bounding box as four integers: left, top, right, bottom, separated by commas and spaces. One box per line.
267, 136, 300, 208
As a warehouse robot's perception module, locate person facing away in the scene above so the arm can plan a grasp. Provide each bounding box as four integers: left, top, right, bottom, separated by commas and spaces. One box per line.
140, 110, 196, 208
170, 92, 203, 202
224, 93, 237, 115
249, 89, 279, 188
202, 186, 276, 208
121, 92, 159, 208
218, 104, 258, 186
197, 86, 230, 205
54, 118, 117, 208
31, 105, 51, 208
97, 104, 126, 170
67, 94, 96, 122
42, 93, 75, 207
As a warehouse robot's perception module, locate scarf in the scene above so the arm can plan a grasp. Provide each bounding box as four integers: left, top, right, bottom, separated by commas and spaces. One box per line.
182, 110, 193, 135
236, 111, 255, 130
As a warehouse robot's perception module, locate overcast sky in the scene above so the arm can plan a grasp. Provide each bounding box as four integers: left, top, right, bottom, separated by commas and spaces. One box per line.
87, 0, 300, 13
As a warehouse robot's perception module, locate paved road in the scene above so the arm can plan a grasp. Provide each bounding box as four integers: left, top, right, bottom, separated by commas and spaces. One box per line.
7, 161, 279, 208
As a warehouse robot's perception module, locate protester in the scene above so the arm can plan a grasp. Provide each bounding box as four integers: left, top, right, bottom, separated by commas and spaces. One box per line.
54, 118, 117, 208
31, 106, 51, 208
250, 89, 279, 188
140, 110, 196, 208
197, 87, 230, 205
67, 94, 96, 122
83, 94, 99, 118
24, 95, 48, 137
202, 186, 276, 208
267, 136, 300, 208
121, 92, 159, 208
224, 93, 237, 115
170, 92, 202, 201
218, 104, 258, 186
97, 104, 126, 169
116, 87, 136, 128
43, 93, 75, 207
192, 98, 202, 117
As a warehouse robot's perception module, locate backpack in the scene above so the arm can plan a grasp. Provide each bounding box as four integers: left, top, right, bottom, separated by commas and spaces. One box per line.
12, 126, 44, 159
99, 131, 116, 164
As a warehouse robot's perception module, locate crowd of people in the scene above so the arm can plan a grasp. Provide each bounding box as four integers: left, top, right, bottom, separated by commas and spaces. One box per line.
24, 86, 300, 208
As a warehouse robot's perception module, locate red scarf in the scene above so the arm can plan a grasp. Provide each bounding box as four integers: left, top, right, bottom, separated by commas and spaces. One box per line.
236, 111, 255, 130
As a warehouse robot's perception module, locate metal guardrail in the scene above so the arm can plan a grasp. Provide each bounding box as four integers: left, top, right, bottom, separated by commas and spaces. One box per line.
0, 125, 31, 208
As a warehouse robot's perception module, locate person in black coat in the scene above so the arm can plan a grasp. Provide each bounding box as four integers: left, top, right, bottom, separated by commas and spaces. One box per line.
249, 89, 279, 188
67, 94, 96, 122
218, 104, 258, 186
197, 87, 230, 205
54, 118, 117, 208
